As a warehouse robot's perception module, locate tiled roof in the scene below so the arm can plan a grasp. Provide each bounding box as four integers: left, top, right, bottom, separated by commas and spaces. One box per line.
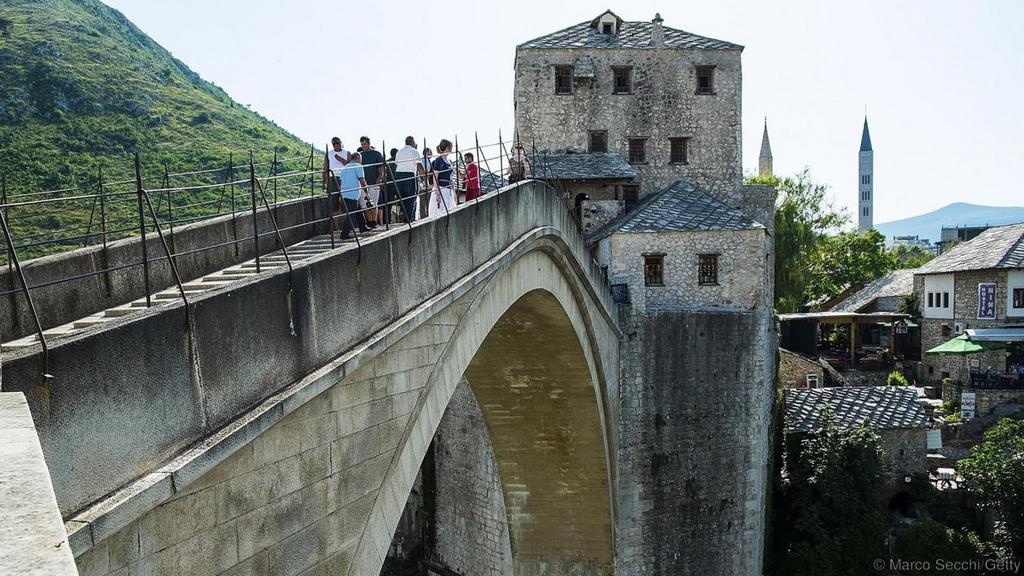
916, 222, 1024, 274
534, 152, 637, 181
518, 20, 742, 50
831, 269, 917, 313
784, 387, 928, 433
587, 181, 763, 242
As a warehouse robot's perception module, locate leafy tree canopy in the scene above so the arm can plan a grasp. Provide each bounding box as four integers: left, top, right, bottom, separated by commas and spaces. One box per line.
747, 170, 846, 312
958, 416, 1024, 556
804, 229, 896, 305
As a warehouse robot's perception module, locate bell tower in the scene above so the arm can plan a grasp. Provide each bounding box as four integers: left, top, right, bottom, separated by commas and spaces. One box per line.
858, 116, 874, 232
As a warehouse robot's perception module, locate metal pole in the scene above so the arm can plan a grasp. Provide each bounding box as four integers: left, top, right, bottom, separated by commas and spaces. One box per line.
253, 178, 294, 290
325, 146, 335, 250
474, 132, 486, 204
98, 167, 111, 297
2, 175, 10, 275
249, 151, 260, 273
134, 153, 152, 308
308, 144, 316, 200
229, 153, 238, 256
498, 130, 505, 206
381, 139, 389, 230
0, 209, 49, 377
272, 151, 278, 208
163, 163, 175, 254
140, 185, 191, 327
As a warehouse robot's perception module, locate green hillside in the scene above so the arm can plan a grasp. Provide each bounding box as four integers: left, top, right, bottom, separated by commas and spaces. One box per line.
0, 0, 314, 258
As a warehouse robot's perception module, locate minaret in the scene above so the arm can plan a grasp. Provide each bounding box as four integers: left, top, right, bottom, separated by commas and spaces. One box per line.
858, 116, 873, 232
758, 119, 773, 177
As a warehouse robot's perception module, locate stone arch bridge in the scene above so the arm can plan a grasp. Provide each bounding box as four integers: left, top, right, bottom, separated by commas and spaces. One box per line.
4, 181, 624, 575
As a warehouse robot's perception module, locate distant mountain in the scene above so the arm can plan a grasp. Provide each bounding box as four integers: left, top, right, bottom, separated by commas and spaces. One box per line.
0, 0, 312, 257
875, 203, 1024, 243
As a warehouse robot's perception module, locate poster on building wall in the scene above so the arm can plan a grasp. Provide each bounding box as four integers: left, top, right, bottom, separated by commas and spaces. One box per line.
978, 283, 997, 319
961, 391, 977, 421
927, 429, 943, 449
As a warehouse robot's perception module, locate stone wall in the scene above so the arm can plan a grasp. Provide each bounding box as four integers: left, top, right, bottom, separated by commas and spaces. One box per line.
73, 294, 467, 576
841, 370, 889, 387
430, 379, 513, 575
915, 270, 1012, 384
514, 45, 742, 202
881, 428, 928, 481
581, 199, 625, 235
779, 349, 823, 389
599, 228, 769, 311
968, 388, 1024, 418
615, 308, 774, 576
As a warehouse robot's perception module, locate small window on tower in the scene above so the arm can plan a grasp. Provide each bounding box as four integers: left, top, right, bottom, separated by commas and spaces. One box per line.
613, 67, 632, 94
628, 138, 647, 164
589, 130, 608, 153
554, 66, 572, 95
644, 254, 665, 286
695, 66, 715, 94
698, 254, 719, 285
669, 137, 689, 164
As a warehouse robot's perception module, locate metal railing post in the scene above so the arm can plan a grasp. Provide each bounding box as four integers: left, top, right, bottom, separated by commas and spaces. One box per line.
134, 154, 152, 307
163, 163, 175, 254
325, 146, 335, 250
98, 167, 112, 297
498, 130, 505, 206
249, 152, 261, 273
140, 184, 191, 327
0, 208, 49, 377
229, 153, 238, 256
253, 178, 294, 290
272, 151, 278, 207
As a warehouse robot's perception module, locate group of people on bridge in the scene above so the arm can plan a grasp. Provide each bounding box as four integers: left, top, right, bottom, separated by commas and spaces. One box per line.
322, 135, 531, 239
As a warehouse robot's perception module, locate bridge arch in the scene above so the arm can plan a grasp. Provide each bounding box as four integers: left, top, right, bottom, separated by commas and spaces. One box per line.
53, 181, 622, 576
350, 240, 617, 575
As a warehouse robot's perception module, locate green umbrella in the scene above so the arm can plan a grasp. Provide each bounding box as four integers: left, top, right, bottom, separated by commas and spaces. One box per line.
926, 334, 1005, 355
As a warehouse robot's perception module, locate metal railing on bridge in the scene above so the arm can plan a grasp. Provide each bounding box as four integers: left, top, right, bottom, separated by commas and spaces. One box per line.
0, 132, 593, 374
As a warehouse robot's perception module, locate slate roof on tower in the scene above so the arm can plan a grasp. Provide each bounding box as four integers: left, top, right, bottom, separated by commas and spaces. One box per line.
587, 181, 763, 243
534, 152, 638, 181
518, 12, 743, 50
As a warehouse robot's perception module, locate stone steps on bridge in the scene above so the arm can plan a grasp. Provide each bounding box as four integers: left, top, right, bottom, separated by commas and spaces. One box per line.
1, 229, 381, 353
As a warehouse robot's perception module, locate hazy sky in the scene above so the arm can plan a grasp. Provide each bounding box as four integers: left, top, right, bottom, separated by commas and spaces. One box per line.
100, 0, 1023, 224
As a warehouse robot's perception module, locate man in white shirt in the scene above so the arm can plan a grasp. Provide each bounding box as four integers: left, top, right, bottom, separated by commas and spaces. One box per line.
393, 136, 422, 222
322, 136, 351, 194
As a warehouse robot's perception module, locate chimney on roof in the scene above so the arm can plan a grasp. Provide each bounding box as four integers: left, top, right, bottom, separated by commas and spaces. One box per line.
652, 13, 664, 48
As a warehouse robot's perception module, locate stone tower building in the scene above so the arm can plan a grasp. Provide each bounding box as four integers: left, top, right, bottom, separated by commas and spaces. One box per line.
858, 116, 874, 231
514, 10, 746, 207
518, 11, 775, 576
758, 119, 773, 178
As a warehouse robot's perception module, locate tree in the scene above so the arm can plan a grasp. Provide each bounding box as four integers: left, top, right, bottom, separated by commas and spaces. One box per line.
958, 416, 1024, 556
890, 243, 934, 268
748, 170, 847, 312
804, 229, 896, 305
768, 407, 889, 575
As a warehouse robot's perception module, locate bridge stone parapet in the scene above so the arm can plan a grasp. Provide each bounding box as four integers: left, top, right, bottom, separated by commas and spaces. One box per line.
1, 195, 328, 341
1, 180, 619, 574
